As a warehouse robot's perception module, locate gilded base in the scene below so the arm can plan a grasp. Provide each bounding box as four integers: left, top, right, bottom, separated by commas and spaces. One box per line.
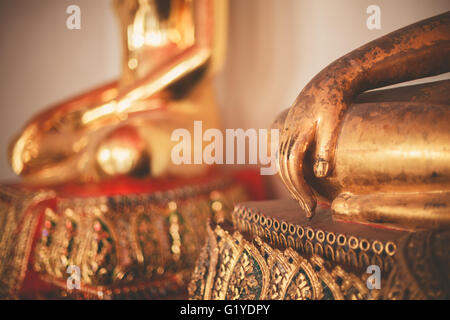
189, 200, 450, 300
0, 172, 263, 299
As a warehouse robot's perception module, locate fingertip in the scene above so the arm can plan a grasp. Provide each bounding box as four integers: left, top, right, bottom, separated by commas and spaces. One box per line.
313, 159, 329, 178
305, 208, 313, 219
296, 194, 316, 219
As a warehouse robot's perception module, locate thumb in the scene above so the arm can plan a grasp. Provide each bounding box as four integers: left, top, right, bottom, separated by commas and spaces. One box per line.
279, 129, 317, 218
313, 114, 340, 178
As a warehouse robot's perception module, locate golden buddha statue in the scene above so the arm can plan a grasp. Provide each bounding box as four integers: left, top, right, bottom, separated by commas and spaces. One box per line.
188, 13, 450, 302
9, 0, 227, 186
274, 12, 450, 230
0, 0, 267, 299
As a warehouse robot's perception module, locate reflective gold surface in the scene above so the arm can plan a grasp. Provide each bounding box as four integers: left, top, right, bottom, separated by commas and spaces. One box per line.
10, 0, 227, 185
190, 202, 450, 300
274, 12, 450, 230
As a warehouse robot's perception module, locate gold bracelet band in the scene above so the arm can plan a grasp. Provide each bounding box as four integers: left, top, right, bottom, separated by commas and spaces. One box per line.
189, 223, 374, 300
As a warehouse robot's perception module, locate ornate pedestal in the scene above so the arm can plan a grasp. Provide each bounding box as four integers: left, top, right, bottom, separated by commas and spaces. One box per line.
0, 170, 265, 299
189, 200, 449, 300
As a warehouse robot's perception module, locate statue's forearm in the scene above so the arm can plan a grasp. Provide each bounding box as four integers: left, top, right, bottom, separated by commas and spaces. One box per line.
304, 11, 450, 109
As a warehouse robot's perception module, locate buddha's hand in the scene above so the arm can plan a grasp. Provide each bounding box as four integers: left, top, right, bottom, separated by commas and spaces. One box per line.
277, 12, 450, 218
278, 78, 346, 218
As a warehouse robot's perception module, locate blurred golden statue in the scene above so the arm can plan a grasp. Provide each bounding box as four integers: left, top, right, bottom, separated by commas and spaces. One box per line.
274, 12, 450, 230
0, 0, 268, 300
9, 0, 227, 186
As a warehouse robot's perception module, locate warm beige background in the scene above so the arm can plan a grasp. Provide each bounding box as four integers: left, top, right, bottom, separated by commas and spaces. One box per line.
0, 0, 449, 194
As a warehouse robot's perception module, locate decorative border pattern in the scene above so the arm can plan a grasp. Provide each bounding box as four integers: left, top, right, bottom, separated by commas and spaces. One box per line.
232, 204, 398, 273
189, 223, 378, 300
189, 222, 450, 300
32, 179, 249, 299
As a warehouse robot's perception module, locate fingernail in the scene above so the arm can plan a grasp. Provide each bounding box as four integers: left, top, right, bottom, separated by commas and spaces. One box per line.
314, 159, 329, 178
331, 195, 348, 214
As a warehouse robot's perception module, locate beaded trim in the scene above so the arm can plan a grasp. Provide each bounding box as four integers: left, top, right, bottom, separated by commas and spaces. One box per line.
189, 223, 377, 300
232, 204, 397, 273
